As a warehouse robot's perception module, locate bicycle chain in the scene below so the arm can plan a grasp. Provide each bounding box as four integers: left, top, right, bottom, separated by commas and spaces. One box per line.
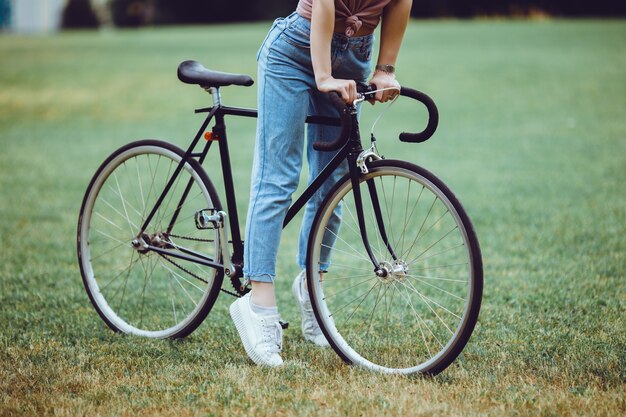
167, 232, 248, 297
168, 233, 214, 243
159, 247, 242, 298
159, 253, 209, 284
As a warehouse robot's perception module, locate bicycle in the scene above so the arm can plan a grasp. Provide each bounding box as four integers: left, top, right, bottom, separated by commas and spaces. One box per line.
77, 60, 483, 375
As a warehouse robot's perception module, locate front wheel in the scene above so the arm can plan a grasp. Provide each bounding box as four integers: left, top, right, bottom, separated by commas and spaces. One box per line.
306, 160, 483, 375
77, 140, 224, 338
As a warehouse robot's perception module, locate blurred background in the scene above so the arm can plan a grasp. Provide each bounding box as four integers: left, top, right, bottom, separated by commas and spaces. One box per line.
2, 0, 626, 33
0, 1, 624, 415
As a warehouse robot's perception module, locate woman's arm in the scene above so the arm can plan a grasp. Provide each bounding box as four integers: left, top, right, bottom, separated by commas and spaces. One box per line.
370, 0, 412, 102
311, 0, 358, 103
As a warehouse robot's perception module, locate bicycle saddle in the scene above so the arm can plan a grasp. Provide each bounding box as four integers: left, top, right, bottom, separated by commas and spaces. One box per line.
177, 60, 254, 88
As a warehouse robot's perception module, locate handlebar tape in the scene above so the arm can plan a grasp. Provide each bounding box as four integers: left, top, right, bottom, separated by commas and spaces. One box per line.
398, 87, 439, 143
312, 92, 352, 152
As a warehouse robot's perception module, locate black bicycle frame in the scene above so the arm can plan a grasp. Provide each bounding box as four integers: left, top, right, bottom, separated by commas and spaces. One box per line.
138, 94, 394, 277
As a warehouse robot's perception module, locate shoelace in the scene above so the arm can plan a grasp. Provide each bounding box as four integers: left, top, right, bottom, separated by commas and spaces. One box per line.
260, 319, 283, 354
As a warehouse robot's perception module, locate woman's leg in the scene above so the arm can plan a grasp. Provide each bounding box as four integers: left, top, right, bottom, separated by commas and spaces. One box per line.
243, 14, 317, 302
297, 33, 374, 271
297, 90, 347, 271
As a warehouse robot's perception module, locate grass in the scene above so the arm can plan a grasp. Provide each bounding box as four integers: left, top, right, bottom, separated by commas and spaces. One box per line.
1, 19, 625, 416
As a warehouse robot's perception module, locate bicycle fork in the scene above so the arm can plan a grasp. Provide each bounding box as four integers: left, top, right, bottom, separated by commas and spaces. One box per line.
348, 153, 400, 279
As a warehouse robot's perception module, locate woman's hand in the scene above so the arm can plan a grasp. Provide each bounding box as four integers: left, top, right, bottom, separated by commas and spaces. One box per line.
316, 76, 358, 104
369, 71, 401, 103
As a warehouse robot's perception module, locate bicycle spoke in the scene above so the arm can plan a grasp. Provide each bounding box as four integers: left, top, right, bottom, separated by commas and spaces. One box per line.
159, 259, 206, 294
154, 158, 179, 229
401, 184, 425, 255
170, 266, 199, 307
403, 208, 450, 260
368, 203, 385, 261
407, 275, 466, 301
99, 196, 140, 232
107, 182, 144, 220
321, 271, 376, 280
89, 240, 129, 262
415, 243, 465, 263
113, 172, 143, 226
159, 191, 206, 233
137, 255, 155, 328
92, 227, 129, 247
341, 197, 385, 260
322, 275, 377, 300
398, 278, 461, 323
406, 279, 456, 340
142, 153, 158, 220
95, 211, 125, 232
400, 195, 437, 262
405, 272, 467, 283
407, 225, 459, 265
400, 179, 412, 257
170, 280, 178, 326
361, 283, 388, 340
411, 261, 469, 271
324, 262, 369, 272
322, 227, 372, 263
99, 250, 139, 292
134, 159, 146, 214
396, 281, 444, 351
338, 279, 380, 327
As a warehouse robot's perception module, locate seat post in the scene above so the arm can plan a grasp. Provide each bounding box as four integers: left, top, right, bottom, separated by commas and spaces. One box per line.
207, 87, 222, 107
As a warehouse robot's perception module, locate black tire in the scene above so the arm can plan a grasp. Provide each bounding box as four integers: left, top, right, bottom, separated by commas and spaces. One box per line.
306, 160, 483, 375
77, 140, 224, 338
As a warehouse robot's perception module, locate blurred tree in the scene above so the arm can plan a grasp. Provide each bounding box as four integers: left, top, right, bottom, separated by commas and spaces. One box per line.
111, 0, 153, 27
409, 0, 626, 17
154, 0, 295, 24
62, 0, 100, 29
107, 0, 626, 27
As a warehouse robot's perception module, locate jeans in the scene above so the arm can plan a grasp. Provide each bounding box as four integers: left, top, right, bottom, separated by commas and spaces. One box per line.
243, 12, 373, 283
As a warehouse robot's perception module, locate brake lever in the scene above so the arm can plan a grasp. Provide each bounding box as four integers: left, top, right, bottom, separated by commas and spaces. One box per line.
354, 87, 401, 106
353, 93, 366, 106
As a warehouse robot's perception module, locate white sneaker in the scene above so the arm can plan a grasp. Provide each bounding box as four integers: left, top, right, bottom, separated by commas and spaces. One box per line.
230, 293, 284, 367
292, 270, 329, 347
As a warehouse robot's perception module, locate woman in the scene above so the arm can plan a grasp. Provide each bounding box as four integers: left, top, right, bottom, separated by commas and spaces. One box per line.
230, 0, 412, 366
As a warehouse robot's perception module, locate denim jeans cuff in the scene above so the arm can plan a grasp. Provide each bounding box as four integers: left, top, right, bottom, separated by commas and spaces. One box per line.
245, 273, 275, 283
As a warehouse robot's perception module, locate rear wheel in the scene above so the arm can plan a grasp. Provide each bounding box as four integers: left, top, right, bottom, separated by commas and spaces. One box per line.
306, 160, 482, 375
77, 140, 223, 338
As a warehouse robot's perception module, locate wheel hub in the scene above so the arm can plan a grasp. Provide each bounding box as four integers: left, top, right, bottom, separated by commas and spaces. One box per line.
376, 260, 408, 284
131, 232, 174, 254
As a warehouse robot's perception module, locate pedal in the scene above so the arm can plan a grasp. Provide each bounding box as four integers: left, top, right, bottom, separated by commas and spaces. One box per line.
195, 210, 236, 278
195, 209, 220, 230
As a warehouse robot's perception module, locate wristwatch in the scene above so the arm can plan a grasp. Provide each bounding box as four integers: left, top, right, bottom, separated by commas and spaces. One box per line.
375, 64, 395, 75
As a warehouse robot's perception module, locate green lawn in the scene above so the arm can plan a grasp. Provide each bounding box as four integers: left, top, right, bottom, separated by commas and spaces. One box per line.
1, 19, 624, 416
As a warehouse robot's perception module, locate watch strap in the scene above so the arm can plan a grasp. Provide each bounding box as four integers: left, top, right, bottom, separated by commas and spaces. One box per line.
375, 64, 396, 74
